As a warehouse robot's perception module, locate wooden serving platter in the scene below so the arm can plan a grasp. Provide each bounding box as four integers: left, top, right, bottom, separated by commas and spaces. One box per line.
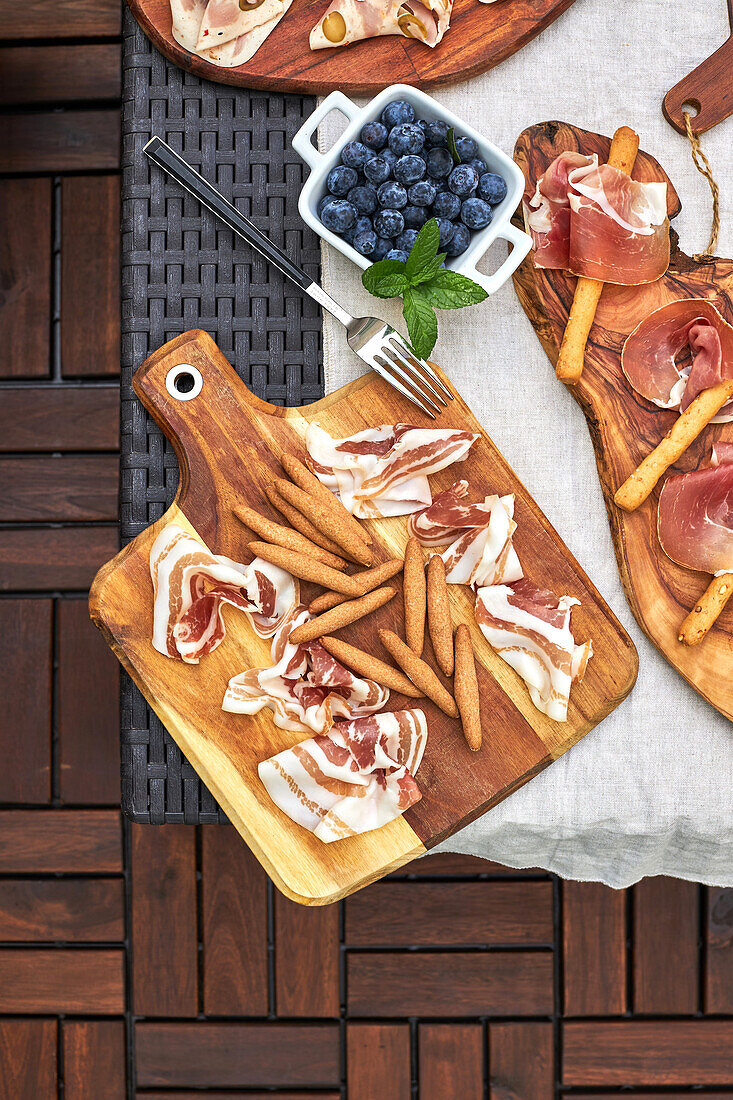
90, 329, 636, 904
128, 0, 578, 96
513, 121, 733, 721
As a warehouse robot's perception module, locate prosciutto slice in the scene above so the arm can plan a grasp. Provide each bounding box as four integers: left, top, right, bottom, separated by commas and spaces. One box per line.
170, 0, 290, 67
223, 606, 388, 734
622, 299, 733, 423
475, 579, 592, 722
150, 525, 298, 663
310, 0, 452, 50
658, 443, 733, 577
258, 709, 427, 842
524, 152, 669, 284
305, 423, 478, 518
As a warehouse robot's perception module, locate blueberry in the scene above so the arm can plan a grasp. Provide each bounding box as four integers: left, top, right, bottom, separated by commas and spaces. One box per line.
417, 118, 429, 134
461, 196, 492, 230
403, 204, 429, 230
343, 213, 372, 245
381, 99, 415, 129
371, 235, 393, 261
407, 179, 437, 207
388, 122, 425, 156
448, 163, 479, 197
426, 146, 454, 179
317, 194, 331, 218
386, 249, 409, 263
363, 155, 391, 185
426, 119, 450, 146
376, 180, 407, 209
341, 141, 369, 170
393, 155, 425, 186
347, 184, 378, 215
320, 198, 357, 234
360, 120, 388, 150
432, 190, 460, 219
445, 223, 471, 257
374, 208, 405, 238
478, 172, 508, 205
435, 216, 455, 248
454, 135, 479, 161
469, 157, 489, 176
326, 164, 359, 196
380, 149, 398, 173
395, 229, 419, 253
353, 228, 378, 256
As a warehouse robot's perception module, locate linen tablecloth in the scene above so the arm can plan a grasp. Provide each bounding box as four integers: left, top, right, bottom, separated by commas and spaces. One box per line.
318, 0, 733, 887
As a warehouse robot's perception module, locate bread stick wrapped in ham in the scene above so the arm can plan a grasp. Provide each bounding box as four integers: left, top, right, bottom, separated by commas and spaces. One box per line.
310, 0, 452, 50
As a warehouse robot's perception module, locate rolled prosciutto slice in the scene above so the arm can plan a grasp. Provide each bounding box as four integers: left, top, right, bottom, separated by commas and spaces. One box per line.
310, 0, 452, 50
475, 579, 592, 722
658, 444, 733, 578
622, 299, 733, 423
258, 709, 427, 842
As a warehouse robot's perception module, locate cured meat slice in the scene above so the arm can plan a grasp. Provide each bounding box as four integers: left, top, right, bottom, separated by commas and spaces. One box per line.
310, 0, 452, 50
475, 578, 592, 722
223, 606, 388, 733
198, 0, 292, 64
658, 444, 733, 577
622, 299, 733, 423
305, 423, 478, 518
258, 709, 427, 842
524, 151, 594, 270
170, 0, 290, 67
150, 525, 298, 663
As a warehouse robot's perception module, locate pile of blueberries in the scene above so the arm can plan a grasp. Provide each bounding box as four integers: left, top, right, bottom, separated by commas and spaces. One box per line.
316, 98, 508, 263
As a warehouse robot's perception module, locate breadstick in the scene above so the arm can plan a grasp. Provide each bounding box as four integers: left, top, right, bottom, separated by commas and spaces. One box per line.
319, 636, 423, 697
280, 452, 371, 545
234, 503, 346, 570
454, 624, 482, 750
614, 379, 733, 512
248, 541, 363, 597
274, 478, 373, 566
403, 536, 426, 655
309, 559, 404, 614
678, 572, 733, 646
289, 586, 396, 645
379, 629, 459, 718
427, 554, 454, 676
264, 485, 349, 560
555, 126, 640, 385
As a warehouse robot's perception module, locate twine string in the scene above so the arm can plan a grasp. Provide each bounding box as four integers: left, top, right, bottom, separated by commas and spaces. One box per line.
683, 108, 720, 261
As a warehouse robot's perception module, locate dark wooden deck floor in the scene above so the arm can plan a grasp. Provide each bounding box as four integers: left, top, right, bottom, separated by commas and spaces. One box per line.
1, 4, 732, 1097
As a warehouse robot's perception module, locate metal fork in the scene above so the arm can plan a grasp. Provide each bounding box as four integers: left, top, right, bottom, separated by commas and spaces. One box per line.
144, 137, 452, 418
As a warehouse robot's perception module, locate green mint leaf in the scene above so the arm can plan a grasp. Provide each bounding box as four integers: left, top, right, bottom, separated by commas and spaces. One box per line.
410, 252, 447, 286
403, 286, 438, 360
447, 127, 461, 164
362, 258, 409, 299
419, 268, 488, 309
404, 218, 439, 283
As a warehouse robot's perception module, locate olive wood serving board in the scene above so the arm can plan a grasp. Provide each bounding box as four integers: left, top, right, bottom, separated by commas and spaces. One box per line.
90, 329, 636, 904
127, 0, 578, 96
513, 121, 733, 721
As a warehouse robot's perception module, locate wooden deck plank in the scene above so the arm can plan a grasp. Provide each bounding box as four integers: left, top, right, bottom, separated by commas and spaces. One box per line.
0, 45, 121, 106
0, 0, 121, 38
633, 878, 698, 1014
0, 1019, 56, 1100
0, 879, 124, 941
563, 881, 626, 1016
0, 387, 119, 452
0, 526, 119, 591
706, 887, 733, 1013
392, 852, 545, 876
0, 599, 51, 803
419, 1023, 483, 1100
136, 1094, 341, 1099
489, 1022, 554, 1100
62, 1020, 126, 1100
0, 456, 118, 521
0, 178, 51, 378
0, 810, 122, 872
275, 892, 340, 1017
347, 1024, 411, 1100
0, 110, 120, 173
0, 948, 124, 1013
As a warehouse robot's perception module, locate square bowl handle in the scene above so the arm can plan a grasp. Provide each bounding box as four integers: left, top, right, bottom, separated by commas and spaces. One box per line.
462, 220, 532, 296
292, 91, 363, 171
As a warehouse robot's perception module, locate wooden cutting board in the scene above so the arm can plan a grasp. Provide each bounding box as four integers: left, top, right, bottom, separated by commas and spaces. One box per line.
513, 121, 733, 721
128, 0, 578, 96
90, 329, 637, 904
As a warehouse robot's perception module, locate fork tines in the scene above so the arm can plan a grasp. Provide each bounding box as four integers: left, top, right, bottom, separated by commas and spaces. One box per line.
374, 334, 453, 419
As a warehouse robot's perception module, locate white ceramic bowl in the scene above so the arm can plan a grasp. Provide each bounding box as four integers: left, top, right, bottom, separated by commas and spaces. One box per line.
292, 83, 531, 296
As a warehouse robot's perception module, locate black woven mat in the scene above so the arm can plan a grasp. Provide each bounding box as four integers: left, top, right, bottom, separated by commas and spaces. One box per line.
120, 8, 323, 823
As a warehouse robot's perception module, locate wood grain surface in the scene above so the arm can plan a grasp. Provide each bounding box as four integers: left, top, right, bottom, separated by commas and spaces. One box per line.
90, 329, 636, 904
513, 120, 733, 720
127, 0, 578, 96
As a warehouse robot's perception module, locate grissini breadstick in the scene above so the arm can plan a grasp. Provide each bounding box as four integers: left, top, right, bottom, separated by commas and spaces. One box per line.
678, 572, 733, 645
555, 126, 640, 385
280, 452, 372, 545
319, 636, 423, 697
403, 536, 426, 655
234, 503, 346, 570
264, 484, 349, 560
454, 624, 482, 750
427, 553, 454, 676
274, 478, 373, 566
379, 629, 459, 718
289, 586, 396, 645
247, 541, 363, 597
309, 559, 404, 615
614, 379, 733, 512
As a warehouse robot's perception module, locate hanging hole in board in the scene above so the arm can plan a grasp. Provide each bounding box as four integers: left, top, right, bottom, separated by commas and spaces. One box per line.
165, 363, 203, 401
682, 99, 701, 119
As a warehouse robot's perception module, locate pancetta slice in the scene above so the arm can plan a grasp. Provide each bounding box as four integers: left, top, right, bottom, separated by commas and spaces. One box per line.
475, 578, 592, 722
150, 525, 298, 663
658, 443, 733, 577
258, 709, 427, 842
310, 0, 451, 50
305, 423, 478, 518
223, 607, 389, 734
622, 299, 733, 423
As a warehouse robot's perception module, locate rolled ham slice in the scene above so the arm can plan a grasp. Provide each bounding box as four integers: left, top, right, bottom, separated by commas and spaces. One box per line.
310, 0, 452, 50
622, 299, 733, 424
170, 0, 290, 67
658, 444, 733, 578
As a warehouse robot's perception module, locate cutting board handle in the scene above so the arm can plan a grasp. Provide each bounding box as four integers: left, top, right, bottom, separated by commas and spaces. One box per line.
663, 30, 733, 135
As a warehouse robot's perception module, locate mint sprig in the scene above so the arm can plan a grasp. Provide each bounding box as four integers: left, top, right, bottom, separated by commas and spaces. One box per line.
361, 218, 488, 360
